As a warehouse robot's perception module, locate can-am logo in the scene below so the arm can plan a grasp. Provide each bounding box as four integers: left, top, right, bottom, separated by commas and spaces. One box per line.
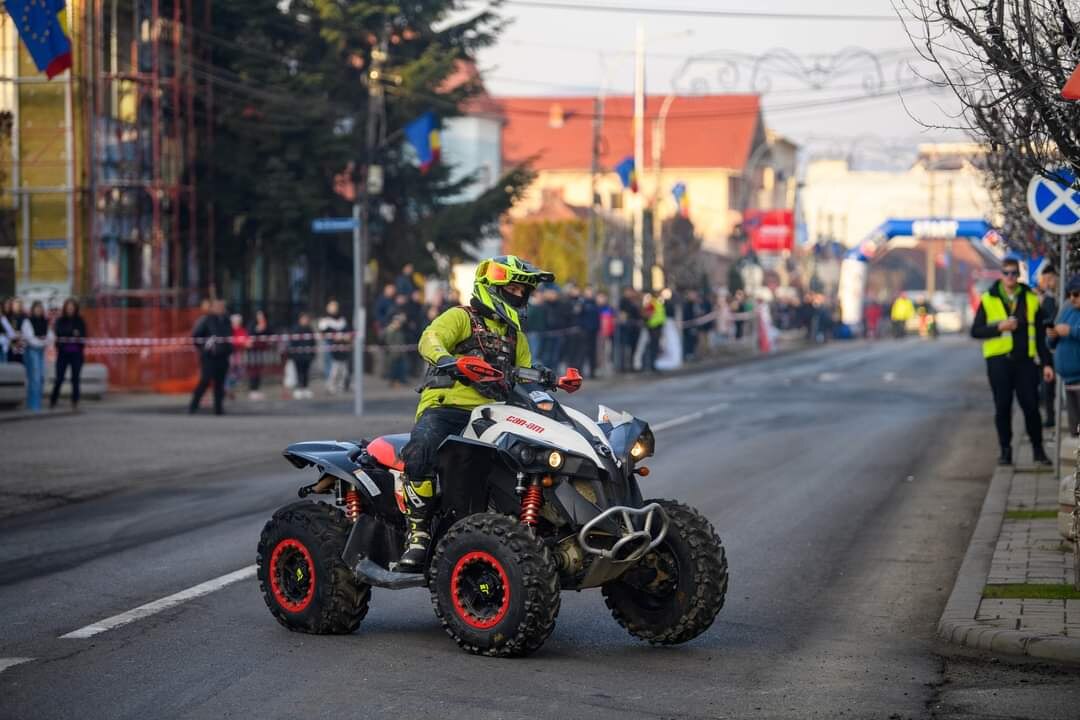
506, 416, 545, 433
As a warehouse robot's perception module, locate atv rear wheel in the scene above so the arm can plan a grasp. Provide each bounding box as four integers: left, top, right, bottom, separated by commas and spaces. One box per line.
602, 499, 727, 645
257, 501, 371, 634
430, 513, 560, 657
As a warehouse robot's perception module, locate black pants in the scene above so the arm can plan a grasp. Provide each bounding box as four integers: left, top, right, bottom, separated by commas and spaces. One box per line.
986, 356, 1043, 450
401, 407, 471, 480
644, 327, 661, 372
293, 356, 312, 388
189, 355, 229, 414
50, 352, 83, 406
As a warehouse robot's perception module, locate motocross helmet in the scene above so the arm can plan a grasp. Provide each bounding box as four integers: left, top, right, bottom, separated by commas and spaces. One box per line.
472, 255, 554, 332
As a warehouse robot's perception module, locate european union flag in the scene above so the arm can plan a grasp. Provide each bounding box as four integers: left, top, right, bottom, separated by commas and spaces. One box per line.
404, 111, 441, 174
5, 0, 72, 79
615, 156, 637, 192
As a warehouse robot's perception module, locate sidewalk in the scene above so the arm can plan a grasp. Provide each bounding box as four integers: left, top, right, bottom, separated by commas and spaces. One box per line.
938, 437, 1080, 664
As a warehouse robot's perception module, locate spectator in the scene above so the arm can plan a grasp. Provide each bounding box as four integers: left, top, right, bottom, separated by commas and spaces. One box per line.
864, 299, 882, 340
21, 301, 48, 411
580, 287, 600, 378
189, 299, 233, 415
1038, 265, 1059, 428
542, 287, 569, 370
564, 285, 585, 371
375, 283, 398, 335
642, 292, 666, 373
319, 297, 338, 380
289, 311, 316, 399
525, 290, 548, 358
617, 287, 642, 372
395, 262, 417, 297
49, 298, 88, 411
227, 313, 251, 399
597, 291, 615, 377
732, 289, 749, 339
248, 310, 272, 401
0, 297, 14, 362
318, 299, 349, 394
682, 290, 703, 361
4, 297, 25, 364
383, 312, 411, 388
1048, 274, 1080, 437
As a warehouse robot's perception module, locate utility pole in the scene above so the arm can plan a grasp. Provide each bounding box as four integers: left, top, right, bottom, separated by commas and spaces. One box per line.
632, 22, 645, 291
587, 95, 603, 287
945, 178, 954, 295
352, 29, 389, 416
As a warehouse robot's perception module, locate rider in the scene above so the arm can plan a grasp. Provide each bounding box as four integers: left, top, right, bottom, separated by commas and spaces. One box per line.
396, 255, 555, 572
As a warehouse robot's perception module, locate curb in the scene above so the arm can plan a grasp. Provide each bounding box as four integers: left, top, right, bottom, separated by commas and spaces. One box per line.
937, 464, 1080, 664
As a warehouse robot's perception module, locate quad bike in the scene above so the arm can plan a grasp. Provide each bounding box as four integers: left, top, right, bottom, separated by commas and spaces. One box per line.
256, 357, 728, 657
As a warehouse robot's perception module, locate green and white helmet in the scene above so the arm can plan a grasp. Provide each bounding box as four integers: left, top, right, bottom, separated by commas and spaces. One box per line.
472, 255, 554, 332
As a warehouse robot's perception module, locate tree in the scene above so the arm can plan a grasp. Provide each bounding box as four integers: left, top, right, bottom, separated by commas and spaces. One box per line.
900, 1, 1080, 260
203, 0, 534, 300
661, 215, 707, 292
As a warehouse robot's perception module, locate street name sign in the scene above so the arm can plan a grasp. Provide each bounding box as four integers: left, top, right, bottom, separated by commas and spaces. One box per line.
1027, 169, 1080, 235
312, 217, 359, 234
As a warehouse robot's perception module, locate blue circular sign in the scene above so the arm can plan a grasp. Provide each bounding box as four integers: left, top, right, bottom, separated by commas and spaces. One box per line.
1027, 168, 1080, 234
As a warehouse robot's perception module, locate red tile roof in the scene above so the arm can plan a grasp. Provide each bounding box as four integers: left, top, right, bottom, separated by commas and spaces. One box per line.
496, 94, 762, 172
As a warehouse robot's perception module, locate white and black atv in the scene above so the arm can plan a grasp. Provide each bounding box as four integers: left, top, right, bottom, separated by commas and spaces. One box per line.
256, 358, 728, 657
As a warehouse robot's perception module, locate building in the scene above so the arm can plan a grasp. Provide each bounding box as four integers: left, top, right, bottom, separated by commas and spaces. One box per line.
800, 143, 994, 249
0, 1, 207, 305
496, 94, 797, 267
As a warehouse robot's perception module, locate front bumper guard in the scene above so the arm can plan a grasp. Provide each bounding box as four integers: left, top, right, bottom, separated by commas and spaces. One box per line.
577, 502, 669, 564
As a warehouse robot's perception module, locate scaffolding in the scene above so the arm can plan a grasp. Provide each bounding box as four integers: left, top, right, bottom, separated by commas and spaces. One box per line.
90, 0, 204, 305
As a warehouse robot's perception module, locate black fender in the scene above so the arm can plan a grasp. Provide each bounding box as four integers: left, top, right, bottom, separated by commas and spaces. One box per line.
435, 435, 520, 517
283, 441, 394, 509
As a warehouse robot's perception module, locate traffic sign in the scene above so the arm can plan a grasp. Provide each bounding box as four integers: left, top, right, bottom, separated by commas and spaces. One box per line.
312, 217, 359, 234
1027, 169, 1080, 235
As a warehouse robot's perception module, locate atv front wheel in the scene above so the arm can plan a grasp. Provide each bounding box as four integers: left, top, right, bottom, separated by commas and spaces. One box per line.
602, 499, 727, 645
256, 501, 371, 634
430, 513, 560, 657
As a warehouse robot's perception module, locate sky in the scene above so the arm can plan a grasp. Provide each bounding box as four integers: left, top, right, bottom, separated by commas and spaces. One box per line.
468, 0, 970, 168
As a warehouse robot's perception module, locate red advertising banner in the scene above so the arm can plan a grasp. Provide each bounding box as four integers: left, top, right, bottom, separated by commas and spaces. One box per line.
745, 209, 794, 253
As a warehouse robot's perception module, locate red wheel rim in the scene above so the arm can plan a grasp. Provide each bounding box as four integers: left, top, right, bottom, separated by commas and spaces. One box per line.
269, 538, 316, 613
450, 550, 511, 630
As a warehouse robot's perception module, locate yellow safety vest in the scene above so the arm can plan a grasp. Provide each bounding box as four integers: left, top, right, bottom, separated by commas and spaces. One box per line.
981, 289, 1037, 359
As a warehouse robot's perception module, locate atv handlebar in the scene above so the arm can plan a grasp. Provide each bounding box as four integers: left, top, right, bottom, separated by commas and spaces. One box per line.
449, 357, 582, 394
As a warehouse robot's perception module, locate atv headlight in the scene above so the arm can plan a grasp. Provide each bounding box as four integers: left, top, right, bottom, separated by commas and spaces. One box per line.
518, 446, 536, 464
630, 441, 646, 459
546, 450, 564, 469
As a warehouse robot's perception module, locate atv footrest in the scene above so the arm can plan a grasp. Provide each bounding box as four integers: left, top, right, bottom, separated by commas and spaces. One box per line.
354, 557, 427, 589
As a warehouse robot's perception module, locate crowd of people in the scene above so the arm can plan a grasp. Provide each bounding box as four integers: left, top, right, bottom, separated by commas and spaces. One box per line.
2, 296, 89, 412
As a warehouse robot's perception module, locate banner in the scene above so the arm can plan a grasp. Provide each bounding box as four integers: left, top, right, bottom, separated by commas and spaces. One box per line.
744, 209, 794, 253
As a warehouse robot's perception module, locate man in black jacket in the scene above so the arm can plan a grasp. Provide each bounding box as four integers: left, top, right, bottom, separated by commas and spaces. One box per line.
189, 299, 233, 415
971, 258, 1055, 466
1037, 264, 1059, 428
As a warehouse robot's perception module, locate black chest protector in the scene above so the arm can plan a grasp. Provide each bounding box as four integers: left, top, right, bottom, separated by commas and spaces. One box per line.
454, 306, 517, 373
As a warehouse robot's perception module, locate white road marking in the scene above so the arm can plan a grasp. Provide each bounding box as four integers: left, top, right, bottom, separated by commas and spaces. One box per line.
652, 403, 730, 432
0, 657, 33, 674
817, 372, 840, 383
883, 372, 897, 383
60, 565, 256, 639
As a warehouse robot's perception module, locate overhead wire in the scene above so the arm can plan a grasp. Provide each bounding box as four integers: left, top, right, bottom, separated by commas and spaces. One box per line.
483, 0, 901, 22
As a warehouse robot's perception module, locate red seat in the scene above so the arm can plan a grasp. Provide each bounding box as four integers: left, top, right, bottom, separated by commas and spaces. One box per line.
368, 434, 409, 471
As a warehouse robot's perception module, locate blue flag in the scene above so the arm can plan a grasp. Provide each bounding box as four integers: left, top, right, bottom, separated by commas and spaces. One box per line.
404, 111, 441, 173
5, 0, 72, 79
615, 156, 637, 192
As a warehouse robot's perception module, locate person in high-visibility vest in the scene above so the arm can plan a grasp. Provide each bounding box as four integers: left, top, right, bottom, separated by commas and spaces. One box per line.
890, 293, 915, 338
970, 256, 1055, 466
642, 293, 666, 373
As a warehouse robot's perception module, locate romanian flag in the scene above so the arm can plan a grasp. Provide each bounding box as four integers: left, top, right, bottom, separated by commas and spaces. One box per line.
671, 182, 689, 217
5, 0, 72, 79
404, 111, 441, 173
615, 156, 637, 192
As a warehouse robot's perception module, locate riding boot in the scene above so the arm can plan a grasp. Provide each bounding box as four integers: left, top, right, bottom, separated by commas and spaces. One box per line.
396, 477, 436, 573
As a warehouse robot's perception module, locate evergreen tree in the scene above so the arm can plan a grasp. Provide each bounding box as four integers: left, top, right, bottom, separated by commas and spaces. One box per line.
202, 0, 532, 301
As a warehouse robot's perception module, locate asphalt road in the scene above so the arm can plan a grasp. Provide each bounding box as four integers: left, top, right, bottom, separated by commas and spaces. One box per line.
2, 338, 1078, 719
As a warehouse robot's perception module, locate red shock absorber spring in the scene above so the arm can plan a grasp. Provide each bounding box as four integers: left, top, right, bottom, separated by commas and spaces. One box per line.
519, 484, 543, 526
345, 488, 361, 522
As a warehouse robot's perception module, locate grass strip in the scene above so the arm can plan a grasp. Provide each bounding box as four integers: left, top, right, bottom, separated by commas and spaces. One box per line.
983, 583, 1080, 600
1004, 509, 1060, 520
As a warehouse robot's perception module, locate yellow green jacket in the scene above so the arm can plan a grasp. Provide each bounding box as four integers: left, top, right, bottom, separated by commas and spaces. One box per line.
890, 297, 915, 322
415, 307, 533, 419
